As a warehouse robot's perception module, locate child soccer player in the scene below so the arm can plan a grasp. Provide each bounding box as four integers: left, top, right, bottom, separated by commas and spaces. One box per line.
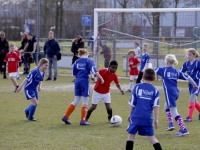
16, 58, 49, 121
126, 68, 162, 150
125, 50, 140, 92
155, 54, 198, 136
134, 42, 140, 57
2, 44, 21, 92
86, 60, 124, 123
136, 44, 150, 84
180, 48, 200, 122
62, 49, 104, 125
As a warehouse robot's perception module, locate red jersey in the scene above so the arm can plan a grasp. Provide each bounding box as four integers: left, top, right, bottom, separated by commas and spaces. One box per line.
4, 52, 21, 73
94, 68, 119, 94
14, 49, 20, 57
129, 57, 140, 75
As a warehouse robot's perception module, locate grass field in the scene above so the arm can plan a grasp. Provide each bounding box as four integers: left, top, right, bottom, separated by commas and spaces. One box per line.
0, 72, 200, 150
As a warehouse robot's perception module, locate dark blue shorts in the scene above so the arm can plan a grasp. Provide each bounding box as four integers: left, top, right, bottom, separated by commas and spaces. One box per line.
127, 124, 154, 136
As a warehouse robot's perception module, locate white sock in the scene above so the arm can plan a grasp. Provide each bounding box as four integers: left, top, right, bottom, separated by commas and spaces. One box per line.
129, 82, 133, 90
17, 68, 20, 78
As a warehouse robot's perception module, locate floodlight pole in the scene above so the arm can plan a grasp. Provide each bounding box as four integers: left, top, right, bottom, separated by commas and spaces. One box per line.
36, 0, 40, 65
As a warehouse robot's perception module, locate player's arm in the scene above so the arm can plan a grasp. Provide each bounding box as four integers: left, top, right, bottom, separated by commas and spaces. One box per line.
95, 72, 104, 84
38, 82, 42, 91
153, 106, 159, 129
116, 84, 124, 95
128, 106, 134, 122
16, 78, 28, 92
187, 76, 198, 90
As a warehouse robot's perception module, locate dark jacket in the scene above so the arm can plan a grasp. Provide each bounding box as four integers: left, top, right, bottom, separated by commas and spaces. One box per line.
71, 38, 84, 56
18, 39, 28, 50
0, 38, 9, 55
100, 45, 111, 60
43, 39, 60, 58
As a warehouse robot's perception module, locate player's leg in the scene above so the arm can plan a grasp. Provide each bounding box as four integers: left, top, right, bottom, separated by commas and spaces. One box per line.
194, 98, 200, 120
9, 73, 19, 92
105, 103, 112, 122
184, 93, 196, 122
148, 136, 162, 150
170, 107, 189, 137
86, 90, 101, 121
126, 76, 133, 92
80, 96, 90, 125
86, 104, 97, 121
164, 103, 174, 131
126, 134, 135, 150
136, 71, 143, 84
62, 96, 81, 124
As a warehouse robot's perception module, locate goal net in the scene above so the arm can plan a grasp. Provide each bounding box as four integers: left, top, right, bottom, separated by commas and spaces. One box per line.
93, 8, 200, 74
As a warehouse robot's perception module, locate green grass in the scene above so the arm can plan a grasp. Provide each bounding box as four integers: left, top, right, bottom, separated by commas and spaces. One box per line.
0, 74, 200, 150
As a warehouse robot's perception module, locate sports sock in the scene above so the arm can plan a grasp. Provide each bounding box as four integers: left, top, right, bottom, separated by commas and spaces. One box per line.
195, 102, 200, 113
28, 105, 36, 119
126, 141, 134, 150
188, 102, 195, 119
165, 109, 173, 123
153, 143, 162, 150
86, 108, 93, 121
175, 115, 186, 130
81, 105, 88, 121
25, 104, 33, 112
129, 82, 133, 90
107, 108, 112, 121
65, 104, 75, 118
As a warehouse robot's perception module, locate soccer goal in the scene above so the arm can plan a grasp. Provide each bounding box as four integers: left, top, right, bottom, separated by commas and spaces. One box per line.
93, 8, 200, 71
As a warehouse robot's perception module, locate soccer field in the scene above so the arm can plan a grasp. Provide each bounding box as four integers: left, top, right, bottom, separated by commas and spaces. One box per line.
0, 75, 200, 150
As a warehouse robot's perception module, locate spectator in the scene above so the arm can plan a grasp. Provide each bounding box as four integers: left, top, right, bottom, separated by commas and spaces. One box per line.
18, 33, 28, 74
100, 41, 111, 68
0, 31, 9, 79
23, 33, 37, 74
71, 34, 84, 65
43, 31, 60, 81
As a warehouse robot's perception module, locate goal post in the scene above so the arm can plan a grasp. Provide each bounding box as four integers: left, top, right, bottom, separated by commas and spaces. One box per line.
93, 8, 200, 70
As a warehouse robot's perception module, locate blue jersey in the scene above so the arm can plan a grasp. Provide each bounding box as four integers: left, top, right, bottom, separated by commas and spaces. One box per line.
180, 60, 200, 82
73, 58, 98, 79
24, 68, 45, 90
139, 53, 150, 71
129, 83, 160, 126
155, 67, 189, 107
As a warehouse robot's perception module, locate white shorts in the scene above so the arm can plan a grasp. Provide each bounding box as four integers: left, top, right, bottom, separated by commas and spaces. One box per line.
92, 90, 111, 104
9, 72, 17, 78
130, 75, 138, 80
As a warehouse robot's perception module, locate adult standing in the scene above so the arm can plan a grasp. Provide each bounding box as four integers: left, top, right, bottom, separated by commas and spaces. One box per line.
100, 41, 111, 68
0, 31, 9, 79
43, 31, 60, 81
23, 33, 37, 74
18, 33, 28, 74
71, 34, 84, 65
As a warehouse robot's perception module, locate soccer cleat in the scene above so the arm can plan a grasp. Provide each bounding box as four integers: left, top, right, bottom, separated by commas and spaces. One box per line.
166, 122, 175, 131
24, 109, 29, 119
108, 116, 112, 123
17, 77, 21, 80
27, 117, 36, 121
174, 128, 189, 137
53, 77, 57, 81
3, 75, 7, 79
184, 116, 192, 122
80, 120, 90, 125
62, 116, 71, 124
125, 89, 131, 92
198, 114, 200, 120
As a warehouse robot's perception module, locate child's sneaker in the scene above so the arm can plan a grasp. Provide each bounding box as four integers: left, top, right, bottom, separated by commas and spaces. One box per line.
27, 117, 36, 121
174, 128, 189, 137
62, 116, 71, 124
80, 120, 90, 125
14, 86, 19, 92
184, 116, 192, 122
166, 122, 175, 131
125, 89, 131, 92
17, 77, 21, 80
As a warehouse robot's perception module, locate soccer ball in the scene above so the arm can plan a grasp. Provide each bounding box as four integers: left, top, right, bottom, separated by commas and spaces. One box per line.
110, 115, 122, 127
